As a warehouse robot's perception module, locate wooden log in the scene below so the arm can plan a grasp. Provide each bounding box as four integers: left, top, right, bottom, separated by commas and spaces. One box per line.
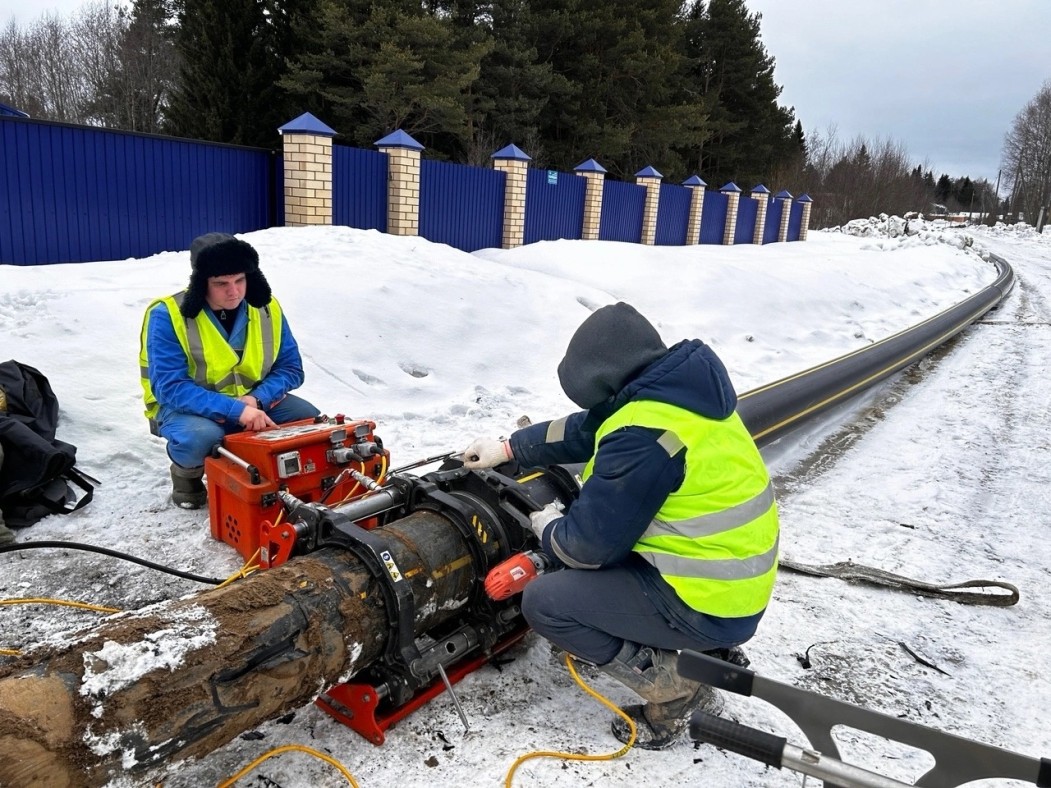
0, 509, 483, 787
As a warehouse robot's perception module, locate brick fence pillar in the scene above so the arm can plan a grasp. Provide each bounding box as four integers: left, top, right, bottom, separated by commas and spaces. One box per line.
775, 190, 794, 242
492, 144, 531, 249
574, 159, 607, 241
375, 129, 424, 237
278, 112, 335, 227
721, 182, 741, 245
682, 176, 707, 245
635, 166, 663, 245
751, 184, 770, 245
798, 194, 814, 240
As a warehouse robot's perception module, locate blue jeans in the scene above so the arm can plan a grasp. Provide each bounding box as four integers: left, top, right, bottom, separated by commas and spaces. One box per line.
157, 394, 320, 468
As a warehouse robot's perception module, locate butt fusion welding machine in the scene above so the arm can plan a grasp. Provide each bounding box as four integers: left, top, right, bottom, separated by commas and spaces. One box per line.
204, 413, 579, 744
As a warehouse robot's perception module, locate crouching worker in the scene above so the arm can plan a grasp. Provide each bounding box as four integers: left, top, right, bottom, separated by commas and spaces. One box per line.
140, 233, 319, 509
463, 302, 778, 749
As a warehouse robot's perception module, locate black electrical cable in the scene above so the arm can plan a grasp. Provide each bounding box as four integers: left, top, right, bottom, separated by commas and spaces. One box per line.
0, 541, 223, 585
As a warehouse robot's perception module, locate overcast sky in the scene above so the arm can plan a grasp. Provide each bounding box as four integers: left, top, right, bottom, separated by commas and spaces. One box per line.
3, 0, 1047, 185
0, 0, 91, 24
742, 0, 1050, 184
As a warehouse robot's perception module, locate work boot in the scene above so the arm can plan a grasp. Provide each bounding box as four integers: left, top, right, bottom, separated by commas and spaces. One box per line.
601, 643, 724, 750
170, 463, 207, 509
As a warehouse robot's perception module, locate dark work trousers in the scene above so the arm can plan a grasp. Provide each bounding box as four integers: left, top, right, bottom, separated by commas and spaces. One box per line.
521, 564, 726, 666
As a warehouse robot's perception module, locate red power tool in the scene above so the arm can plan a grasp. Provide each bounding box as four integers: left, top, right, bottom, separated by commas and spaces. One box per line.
484, 551, 552, 600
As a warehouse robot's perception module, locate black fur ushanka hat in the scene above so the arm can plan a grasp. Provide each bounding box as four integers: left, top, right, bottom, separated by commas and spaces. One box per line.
179, 232, 273, 318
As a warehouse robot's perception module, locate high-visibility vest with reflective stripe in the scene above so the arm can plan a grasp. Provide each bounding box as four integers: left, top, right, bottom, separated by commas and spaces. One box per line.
139, 292, 283, 419
582, 400, 778, 617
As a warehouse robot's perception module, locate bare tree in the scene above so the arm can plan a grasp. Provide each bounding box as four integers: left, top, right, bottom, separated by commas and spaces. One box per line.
104, 0, 178, 132
1002, 80, 1051, 228
781, 124, 938, 228
75, 2, 127, 125
0, 1, 174, 131
0, 9, 94, 121
0, 19, 39, 114
32, 12, 90, 121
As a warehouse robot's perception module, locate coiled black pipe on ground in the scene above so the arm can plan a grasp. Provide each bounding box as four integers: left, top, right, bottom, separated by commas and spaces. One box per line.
737, 254, 1014, 448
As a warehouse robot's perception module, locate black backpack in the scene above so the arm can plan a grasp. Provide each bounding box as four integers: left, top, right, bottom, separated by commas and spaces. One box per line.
0, 360, 95, 529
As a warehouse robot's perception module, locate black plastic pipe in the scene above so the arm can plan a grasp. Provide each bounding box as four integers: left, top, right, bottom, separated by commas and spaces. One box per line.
738, 254, 1014, 448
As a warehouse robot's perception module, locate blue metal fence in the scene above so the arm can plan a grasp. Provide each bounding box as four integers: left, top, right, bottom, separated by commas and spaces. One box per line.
0, 117, 275, 265
734, 194, 759, 244
654, 183, 692, 246
2, 114, 807, 265
419, 159, 505, 252
788, 201, 803, 241
700, 190, 728, 244
333, 145, 388, 232
598, 180, 645, 243
763, 198, 782, 243
524, 168, 585, 243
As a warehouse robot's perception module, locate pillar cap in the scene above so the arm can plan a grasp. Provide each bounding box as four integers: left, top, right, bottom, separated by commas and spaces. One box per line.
750, 184, 770, 194
492, 143, 531, 161
574, 158, 607, 173
635, 166, 663, 178
682, 175, 707, 187
720, 182, 742, 193
797, 193, 813, 203
278, 112, 336, 136
775, 189, 794, 199
375, 129, 424, 151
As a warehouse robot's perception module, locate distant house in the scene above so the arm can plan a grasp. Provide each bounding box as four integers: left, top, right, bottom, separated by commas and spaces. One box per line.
0, 102, 29, 118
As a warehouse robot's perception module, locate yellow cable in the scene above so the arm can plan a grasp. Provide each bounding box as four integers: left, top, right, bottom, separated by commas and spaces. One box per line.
215, 548, 262, 589
0, 597, 121, 613
0, 597, 123, 656
217, 744, 360, 788
334, 462, 366, 505
504, 653, 637, 787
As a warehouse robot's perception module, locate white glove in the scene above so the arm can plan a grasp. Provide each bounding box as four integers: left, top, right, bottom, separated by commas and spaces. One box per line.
529, 502, 563, 541
463, 437, 512, 469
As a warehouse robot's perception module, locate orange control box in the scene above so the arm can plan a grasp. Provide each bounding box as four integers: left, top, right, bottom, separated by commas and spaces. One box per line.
205, 416, 386, 562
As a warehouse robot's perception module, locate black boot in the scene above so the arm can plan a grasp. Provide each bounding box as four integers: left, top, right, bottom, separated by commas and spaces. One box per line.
601, 643, 723, 750
170, 463, 207, 509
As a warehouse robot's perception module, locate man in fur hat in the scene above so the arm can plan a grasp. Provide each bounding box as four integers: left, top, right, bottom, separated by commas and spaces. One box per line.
139, 233, 319, 509
463, 302, 778, 750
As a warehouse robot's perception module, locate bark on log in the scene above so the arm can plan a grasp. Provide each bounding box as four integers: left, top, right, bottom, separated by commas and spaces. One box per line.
0, 509, 483, 787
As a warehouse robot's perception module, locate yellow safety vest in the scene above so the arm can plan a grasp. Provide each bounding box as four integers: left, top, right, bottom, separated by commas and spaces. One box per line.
139, 291, 283, 419
582, 400, 778, 617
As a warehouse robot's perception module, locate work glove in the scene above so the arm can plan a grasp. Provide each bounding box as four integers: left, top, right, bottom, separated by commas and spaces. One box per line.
463, 437, 512, 469
529, 502, 563, 541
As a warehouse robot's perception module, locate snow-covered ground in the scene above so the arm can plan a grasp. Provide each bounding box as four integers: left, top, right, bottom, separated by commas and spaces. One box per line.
1, 217, 1048, 787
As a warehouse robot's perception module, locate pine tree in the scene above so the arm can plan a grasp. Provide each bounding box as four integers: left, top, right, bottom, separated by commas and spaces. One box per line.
792, 119, 807, 163
280, 0, 490, 157
524, 0, 707, 178
935, 174, 952, 204
681, 0, 796, 186
467, 0, 564, 164
165, 0, 304, 147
